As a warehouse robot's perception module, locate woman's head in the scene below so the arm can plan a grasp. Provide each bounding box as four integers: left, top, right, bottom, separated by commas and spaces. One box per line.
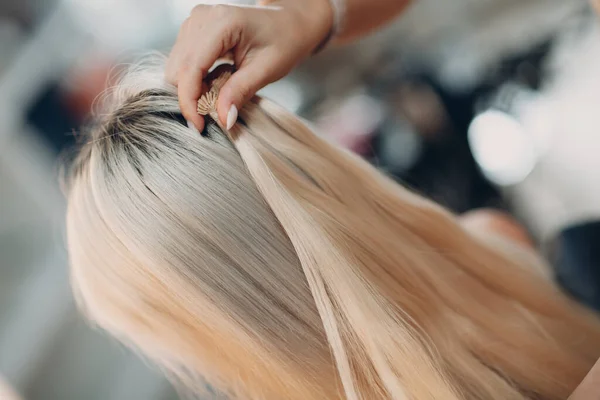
67, 60, 334, 399
66, 56, 600, 400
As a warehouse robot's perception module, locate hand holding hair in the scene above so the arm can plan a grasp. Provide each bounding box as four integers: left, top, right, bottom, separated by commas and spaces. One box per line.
165, 0, 334, 132
165, 0, 413, 133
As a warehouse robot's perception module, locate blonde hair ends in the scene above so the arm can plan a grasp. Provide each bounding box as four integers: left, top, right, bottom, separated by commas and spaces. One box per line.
66, 57, 600, 400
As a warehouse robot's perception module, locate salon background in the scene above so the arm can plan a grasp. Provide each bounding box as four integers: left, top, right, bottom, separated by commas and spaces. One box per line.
1, 0, 600, 399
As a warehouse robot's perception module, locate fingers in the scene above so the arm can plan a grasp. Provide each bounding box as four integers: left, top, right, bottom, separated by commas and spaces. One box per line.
177, 62, 208, 131
216, 54, 282, 128
166, 17, 208, 130
179, 29, 230, 130
166, 5, 240, 131
165, 4, 299, 131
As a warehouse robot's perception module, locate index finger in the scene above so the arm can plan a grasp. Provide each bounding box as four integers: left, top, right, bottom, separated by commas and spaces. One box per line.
177, 26, 234, 131
177, 60, 207, 132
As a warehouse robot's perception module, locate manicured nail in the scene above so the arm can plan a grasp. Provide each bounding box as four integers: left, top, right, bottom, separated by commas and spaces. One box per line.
226, 105, 238, 130
187, 120, 200, 134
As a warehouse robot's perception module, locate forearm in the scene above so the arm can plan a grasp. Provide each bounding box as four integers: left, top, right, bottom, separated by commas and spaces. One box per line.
335, 0, 412, 42
278, 0, 412, 49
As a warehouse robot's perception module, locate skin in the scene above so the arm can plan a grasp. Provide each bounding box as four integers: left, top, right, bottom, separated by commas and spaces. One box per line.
459, 209, 535, 250
165, 0, 410, 130
166, 1, 600, 396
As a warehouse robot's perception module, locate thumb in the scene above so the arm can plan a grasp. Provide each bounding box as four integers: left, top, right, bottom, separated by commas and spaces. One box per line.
216, 58, 280, 129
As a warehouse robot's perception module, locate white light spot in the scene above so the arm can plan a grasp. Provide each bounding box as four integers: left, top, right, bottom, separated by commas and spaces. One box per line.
468, 110, 537, 186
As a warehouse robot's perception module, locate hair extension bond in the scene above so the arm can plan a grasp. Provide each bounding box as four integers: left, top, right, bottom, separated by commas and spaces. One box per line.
66, 56, 600, 400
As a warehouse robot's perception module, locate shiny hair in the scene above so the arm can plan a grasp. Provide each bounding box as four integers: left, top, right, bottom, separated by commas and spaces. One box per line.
66, 56, 600, 400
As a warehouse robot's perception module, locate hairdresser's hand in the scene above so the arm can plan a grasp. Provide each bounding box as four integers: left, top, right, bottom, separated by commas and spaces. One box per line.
166, 1, 333, 131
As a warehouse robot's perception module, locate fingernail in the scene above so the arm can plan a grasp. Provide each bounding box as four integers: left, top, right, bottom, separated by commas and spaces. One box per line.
187, 120, 200, 134
226, 105, 238, 130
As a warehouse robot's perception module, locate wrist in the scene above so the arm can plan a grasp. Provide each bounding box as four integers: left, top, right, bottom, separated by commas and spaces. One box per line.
278, 0, 334, 53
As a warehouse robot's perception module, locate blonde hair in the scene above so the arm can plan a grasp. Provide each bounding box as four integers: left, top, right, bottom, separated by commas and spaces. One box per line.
66, 57, 600, 400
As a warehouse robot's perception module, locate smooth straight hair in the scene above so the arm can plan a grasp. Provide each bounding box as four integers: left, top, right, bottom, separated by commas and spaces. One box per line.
66, 57, 600, 400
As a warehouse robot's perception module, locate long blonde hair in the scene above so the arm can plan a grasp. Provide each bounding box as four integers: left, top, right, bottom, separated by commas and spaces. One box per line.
66, 57, 600, 400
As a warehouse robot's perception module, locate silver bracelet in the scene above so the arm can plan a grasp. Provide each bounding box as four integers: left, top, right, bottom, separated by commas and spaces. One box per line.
329, 0, 346, 38
314, 0, 346, 52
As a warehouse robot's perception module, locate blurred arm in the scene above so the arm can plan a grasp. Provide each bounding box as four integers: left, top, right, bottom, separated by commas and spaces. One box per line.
270, 0, 412, 44
334, 0, 413, 43
459, 210, 534, 250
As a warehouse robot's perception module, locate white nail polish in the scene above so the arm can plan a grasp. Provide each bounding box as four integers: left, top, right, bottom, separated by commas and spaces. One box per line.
226, 105, 238, 130
187, 120, 200, 134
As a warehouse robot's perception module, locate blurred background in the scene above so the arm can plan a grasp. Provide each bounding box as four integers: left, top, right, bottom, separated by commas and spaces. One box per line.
2, 0, 600, 398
